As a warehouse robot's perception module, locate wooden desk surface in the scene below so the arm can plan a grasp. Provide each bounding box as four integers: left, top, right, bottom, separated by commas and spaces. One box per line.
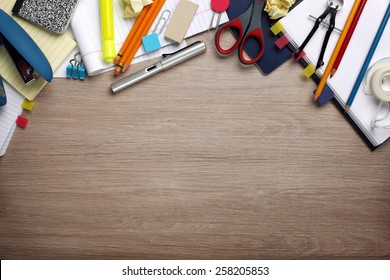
1, 34, 389, 259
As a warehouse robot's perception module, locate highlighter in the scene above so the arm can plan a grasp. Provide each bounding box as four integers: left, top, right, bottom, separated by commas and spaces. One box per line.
100, 0, 116, 62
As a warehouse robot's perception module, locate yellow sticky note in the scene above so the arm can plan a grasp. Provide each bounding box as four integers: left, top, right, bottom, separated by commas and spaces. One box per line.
21, 99, 35, 111
270, 21, 285, 35
303, 64, 316, 78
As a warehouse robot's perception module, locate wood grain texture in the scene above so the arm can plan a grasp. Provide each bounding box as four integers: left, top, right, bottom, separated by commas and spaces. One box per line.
1, 34, 389, 259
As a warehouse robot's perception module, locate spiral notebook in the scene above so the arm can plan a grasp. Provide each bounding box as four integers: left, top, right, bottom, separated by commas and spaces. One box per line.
275, 0, 390, 148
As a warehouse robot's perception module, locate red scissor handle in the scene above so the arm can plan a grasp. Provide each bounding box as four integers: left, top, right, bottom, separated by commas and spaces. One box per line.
214, 18, 245, 55
238, 28, 265, 65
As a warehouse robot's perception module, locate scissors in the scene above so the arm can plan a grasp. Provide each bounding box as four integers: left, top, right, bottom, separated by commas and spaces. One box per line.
214, 0, 265, 65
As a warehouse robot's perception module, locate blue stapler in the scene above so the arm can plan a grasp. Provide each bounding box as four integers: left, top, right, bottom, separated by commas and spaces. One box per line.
0, 9, 53, 106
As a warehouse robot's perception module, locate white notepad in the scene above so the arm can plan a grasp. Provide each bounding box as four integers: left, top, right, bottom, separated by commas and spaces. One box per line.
280, 0, 390, 147
0, 82, 24, 156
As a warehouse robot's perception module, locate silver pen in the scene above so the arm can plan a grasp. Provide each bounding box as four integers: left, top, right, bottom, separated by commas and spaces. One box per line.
111, 41, 207, 93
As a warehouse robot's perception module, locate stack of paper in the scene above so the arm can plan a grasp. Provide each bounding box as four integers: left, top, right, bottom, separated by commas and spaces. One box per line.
0, 82, 24, 157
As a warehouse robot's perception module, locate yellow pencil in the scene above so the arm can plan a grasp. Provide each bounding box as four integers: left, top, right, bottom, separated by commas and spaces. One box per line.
313, 0, 362, 102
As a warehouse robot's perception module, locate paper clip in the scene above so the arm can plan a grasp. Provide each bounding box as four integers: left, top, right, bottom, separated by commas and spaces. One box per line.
66, 53, 86, 81
207, 0, 230, 38
142, 10, 171, 53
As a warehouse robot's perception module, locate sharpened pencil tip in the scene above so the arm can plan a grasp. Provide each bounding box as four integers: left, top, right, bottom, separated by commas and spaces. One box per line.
313, 90, 321, 102
345, 105, 351, 111
330, 69, 336, 78
113, 68, 121, 76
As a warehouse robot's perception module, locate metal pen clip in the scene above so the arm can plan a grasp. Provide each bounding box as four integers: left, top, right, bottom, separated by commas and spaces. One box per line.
162, 41, 204, 58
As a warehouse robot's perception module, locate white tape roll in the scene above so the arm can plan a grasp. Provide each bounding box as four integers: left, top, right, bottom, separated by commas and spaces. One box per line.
364, 58, 390, 98
370, 66, 390, 102
364, 58, 390, 128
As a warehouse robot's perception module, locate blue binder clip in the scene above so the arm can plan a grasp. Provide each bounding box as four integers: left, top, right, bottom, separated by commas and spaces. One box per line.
0, 9, 53, 106
66, 53, 86, 81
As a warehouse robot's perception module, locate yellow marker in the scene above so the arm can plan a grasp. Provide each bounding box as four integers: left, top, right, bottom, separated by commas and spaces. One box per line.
21, 99, 35, 111
100, 0, 116, 62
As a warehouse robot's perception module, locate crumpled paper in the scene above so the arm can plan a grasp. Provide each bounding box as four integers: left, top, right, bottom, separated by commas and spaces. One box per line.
123, 0, 153, 18
264, 0, 295, 20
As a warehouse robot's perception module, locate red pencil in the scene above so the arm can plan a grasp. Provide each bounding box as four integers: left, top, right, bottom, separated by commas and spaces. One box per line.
331, 0, 367, 77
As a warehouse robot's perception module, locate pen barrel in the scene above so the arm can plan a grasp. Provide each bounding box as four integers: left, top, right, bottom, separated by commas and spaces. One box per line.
111, 62, 164, 93
110, 41, 207, 93
100, 0, 116, 62
161, 41, 207, 69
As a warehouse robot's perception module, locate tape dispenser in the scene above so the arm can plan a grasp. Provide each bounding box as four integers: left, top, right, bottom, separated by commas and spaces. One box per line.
364, 58, 390, 129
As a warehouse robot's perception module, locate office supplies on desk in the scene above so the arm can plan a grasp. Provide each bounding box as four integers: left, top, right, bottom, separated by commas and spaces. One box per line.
111, 40, 206, 93
71, 0, 228, 76
142, 10, 171, 53
275, 0, 390, 148
215, 0, 265, 65
331, 0, 367, 77
117, 0, 167, 74
0, 2, 76, 101
165, 0, 199, 43
12, 0, 79, 34
313, 0, 362, 102
100, 0, 116, 62
345, 3, 390, 110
